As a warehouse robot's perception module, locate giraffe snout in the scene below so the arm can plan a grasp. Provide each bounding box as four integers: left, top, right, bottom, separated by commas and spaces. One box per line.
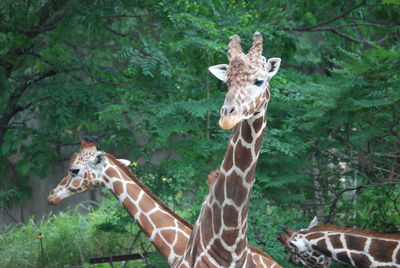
219, 104, 242, 130
47, 190, 62, 205
220, 104, 238, 117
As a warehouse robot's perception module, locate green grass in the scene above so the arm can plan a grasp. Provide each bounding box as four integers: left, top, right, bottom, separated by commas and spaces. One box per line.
0, 199, 167, 267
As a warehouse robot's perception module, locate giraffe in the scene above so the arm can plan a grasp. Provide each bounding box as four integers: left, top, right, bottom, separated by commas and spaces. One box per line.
47, 136, 192, 265
173, 32, 282, 267
277, 217, 400, 268
47, 137, 278, 267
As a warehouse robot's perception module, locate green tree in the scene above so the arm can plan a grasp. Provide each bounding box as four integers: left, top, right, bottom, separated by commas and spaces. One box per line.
0, 0, 399, 267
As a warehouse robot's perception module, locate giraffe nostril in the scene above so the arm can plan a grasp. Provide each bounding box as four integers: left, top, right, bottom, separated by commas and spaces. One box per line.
220, 107, 227, 116
221, 105, 237, 116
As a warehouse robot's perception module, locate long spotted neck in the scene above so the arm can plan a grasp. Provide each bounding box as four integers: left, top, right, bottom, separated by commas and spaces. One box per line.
304, 226, 400, 267
177, 106, 267, 267
102, 154, 192, 265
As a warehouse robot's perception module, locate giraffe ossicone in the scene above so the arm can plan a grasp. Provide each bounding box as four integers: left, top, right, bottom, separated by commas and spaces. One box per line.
278, 217, 400, 268
47, 137, 192, 265
174, 32, 282, 267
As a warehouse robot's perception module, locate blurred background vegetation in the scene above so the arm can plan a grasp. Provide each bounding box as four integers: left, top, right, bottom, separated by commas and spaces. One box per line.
0, 0, 399, 267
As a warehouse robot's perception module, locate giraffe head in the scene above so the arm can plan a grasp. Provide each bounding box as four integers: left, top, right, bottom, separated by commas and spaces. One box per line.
277, 217, 331, 268
209, 32, 281, 130
47, 136, 130, 205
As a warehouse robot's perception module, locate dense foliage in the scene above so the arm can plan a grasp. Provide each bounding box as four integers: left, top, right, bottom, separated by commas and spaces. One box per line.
0, 0, 399, 266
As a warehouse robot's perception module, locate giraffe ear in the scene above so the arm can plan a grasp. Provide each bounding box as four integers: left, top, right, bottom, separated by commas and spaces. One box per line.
117, 159, 131, 166
89, 152, 105, 169
308, 216, 319, 229
209, 64, 228, 82
265, 58, 281, 80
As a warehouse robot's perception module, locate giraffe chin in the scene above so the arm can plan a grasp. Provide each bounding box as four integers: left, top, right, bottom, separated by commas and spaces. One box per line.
47, 195, 63, 205
219, 115, 242, 130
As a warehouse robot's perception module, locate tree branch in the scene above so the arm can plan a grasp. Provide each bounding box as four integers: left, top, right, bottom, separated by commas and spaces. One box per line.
100, 13, 152, 19
325, 179, 400, 223
317, 27, 376, 44
10, 68, 58, 102
0, 0, 70, 73
296, 0, 367, 31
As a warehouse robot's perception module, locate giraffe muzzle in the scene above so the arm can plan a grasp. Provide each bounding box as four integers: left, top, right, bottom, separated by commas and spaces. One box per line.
219, 101, 243, 130
47, 193, 62, 205
219, 115, 242, 130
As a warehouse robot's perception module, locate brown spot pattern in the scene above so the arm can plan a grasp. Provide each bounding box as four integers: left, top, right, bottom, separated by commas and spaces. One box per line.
245, 167, 255, 184
329, 234, 343, 249
235, 238, 247, 255
139, 193, 156, 212
221, 229, 239, 247
252, 116, 264, 134
315, 240, 332, 257
112, 181, 123, 194
232, 127, 240, 144
223, 205, 238, 228
161, 229, 176, 244
153, 233, 169, 255
126, 184, 140, 200
226, 172, 248, 206
351, 253, 372, 267
241, 202, 249, 224
241, 120, 253, 144
105, 167, 119, 178
213, 203, 222, 234
71, 179, 80, 187
214, 178, 225, 204
139, 214, 154, 237
201, 208, 214, 245
59, 177, 68, 186
122, 199, 138, 217
254, 130, 265, 152
305, 232, 324, 240
336, 252, 350, 264
210, 238, 233, 264
222, 146, 234, 171
396, 248, 400, 263
150, 211, 174, 228
345, 235, 367, 251
235, 141, 252, 172
370, 239, 397, 262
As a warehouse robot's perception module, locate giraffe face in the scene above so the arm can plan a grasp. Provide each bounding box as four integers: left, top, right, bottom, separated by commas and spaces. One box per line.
47, 140, 130, 205
209, 32, 281, 130
278, 221, 331, 268
279, 232, 330, 268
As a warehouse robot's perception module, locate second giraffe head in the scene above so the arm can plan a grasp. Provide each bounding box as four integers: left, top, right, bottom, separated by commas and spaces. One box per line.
209, 32, 281, 130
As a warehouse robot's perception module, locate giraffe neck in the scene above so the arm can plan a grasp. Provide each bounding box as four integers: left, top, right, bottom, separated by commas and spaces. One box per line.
177, 107, 267, 267
305, 228, 400, 267
102, 153, 192, 265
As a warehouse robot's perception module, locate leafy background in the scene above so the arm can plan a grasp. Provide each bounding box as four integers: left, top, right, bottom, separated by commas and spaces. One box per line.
0, 0, 399, 267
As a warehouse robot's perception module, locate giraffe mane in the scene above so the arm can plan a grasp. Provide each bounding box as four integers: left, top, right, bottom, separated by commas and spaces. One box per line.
306, 224, 400, 239
206, 169, 220, 188
105, 153, 193, 229
68, 153, 78, 166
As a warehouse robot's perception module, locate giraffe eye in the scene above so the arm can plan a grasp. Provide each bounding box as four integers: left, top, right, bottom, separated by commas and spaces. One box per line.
253, 79, 264, 87
69, 168, 80, 175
